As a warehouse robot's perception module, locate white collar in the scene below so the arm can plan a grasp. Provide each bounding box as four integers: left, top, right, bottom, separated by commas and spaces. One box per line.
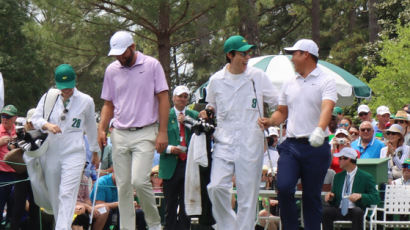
174, 106, 186, 115
346, 166, 358, 177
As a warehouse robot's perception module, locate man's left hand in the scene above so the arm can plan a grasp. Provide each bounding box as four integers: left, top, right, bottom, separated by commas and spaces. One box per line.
349, 193, 362, 202
156, 132, 168, 153
309, 127, 326, 147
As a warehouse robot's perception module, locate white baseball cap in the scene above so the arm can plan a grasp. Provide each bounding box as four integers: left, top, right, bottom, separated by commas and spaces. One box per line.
284, 39, 319, 57
173, 85, 190, 96
357, 104, 370, 114
334, 147, 358, 160
26, 108, 36, 122
335, 128, 349, 137
376, 105, 390, 115
268, 127, 279, 137
108, 31, 134, 56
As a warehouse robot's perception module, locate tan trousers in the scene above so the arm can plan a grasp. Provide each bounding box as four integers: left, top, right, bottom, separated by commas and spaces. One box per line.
111, 124, 161, 230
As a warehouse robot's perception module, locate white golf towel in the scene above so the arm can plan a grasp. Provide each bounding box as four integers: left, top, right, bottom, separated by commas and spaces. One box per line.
184, 133, 208, 215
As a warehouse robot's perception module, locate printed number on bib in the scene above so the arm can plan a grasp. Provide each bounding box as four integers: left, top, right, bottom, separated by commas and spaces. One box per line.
72, 118, 81, 128
251, 98, 257, 108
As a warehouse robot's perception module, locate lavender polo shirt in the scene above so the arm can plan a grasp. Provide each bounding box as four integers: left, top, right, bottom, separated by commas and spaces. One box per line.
101, 51, 169, 129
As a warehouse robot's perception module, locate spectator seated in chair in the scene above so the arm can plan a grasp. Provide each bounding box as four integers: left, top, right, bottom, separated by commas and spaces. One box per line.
322, 147, 380, 230
89, 172, 147, 230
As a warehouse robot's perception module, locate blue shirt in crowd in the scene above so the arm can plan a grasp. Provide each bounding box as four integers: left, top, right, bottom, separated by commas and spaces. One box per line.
351, 137, 385, 159
90, 173, 118, 203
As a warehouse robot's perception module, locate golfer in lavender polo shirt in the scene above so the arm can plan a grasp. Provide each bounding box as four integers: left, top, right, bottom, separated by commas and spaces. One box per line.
98, 31, 170, 230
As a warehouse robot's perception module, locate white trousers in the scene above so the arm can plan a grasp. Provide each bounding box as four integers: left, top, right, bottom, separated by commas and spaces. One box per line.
111, 124, 161, 230
40, 143, 85, 230
207, 155, 263, 230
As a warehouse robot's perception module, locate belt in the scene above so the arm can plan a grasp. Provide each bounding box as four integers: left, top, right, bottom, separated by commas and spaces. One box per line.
115, 123, 156, 131
127, 127, 143, 131
287, 136, 329, 144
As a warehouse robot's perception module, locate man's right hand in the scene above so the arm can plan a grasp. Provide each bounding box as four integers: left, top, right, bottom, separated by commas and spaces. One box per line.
171, 146, 186, 155
98, 130, 107, 149
325, 192, 334, 202
43, 123, 62, 134
258, 117, 273, 129
0, 135, 12, 146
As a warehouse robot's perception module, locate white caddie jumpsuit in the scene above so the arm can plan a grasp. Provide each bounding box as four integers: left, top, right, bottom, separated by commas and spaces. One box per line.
206, 65, 279, 230
31, 88, 99, 230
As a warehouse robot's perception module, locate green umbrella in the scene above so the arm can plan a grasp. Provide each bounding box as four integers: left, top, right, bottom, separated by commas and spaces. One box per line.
249, 55, 372, 106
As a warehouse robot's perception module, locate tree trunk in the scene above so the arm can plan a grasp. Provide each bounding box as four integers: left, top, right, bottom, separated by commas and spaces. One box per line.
311, 0, 320, 45
158, 0, 171, 89
368, 0, 379, 42
237, 0, 259, 55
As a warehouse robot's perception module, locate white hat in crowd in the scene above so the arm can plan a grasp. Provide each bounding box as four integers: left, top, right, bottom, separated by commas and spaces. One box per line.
173, 85, 190, 96
335, 128, 349, 137
108, 31, 134, 56
376, 105, 390, 115
334, 147, 358, 160
268, 127, 279, 137
357, 104, 371, 114
284, 39, 319, 57
385, 124, 404, 136
26, 108, 36, 123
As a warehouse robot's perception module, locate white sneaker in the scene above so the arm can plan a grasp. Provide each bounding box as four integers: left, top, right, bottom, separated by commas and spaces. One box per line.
149, 224, 161, 230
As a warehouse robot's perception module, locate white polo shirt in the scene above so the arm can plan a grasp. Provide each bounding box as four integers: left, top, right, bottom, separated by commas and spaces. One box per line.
279, 67, 337, 138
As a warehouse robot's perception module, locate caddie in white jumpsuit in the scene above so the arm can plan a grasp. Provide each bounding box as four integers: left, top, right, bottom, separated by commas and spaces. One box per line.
204, 35, 278, 230
31, 64, 99, 230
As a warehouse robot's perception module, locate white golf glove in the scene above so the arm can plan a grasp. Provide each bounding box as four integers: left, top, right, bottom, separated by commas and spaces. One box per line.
309, 127, 326, 147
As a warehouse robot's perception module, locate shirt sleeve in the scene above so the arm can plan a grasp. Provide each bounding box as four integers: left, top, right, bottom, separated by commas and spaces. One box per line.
205, 78, 216, 110
101, 68, 113, 101
153, 61, 169, 94
31, 93, 48, 130
278, 81, 289, 106
261, 73, 279, 110
322, 77, 338, 103
84, 97, 99, 152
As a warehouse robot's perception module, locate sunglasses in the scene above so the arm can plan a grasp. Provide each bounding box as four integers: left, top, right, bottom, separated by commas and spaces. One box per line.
386, 132, 400, 136
359, 112, 369, 117
339, 156, 349, 161
402, 164, 409, 169
349, 132, 359, 136
394, 120, 406, 124
1, 114, 13, 119
360, 128, 372, 132
338, 123, 349, 127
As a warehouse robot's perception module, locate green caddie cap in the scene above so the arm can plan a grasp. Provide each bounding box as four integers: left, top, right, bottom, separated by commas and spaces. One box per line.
223, 35, 256, 53
334, 107, 343, 115
1, 105, 18, 116
55, 64, 76, 90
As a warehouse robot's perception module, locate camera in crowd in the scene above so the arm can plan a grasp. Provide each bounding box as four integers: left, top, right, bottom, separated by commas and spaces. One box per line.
333, 137, 349, 145
8, 128, 48, 152
183, 109, 216, 135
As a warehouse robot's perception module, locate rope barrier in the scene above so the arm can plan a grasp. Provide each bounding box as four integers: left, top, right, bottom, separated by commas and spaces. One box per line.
0, 178, 30, 187
0, 160, 27, 165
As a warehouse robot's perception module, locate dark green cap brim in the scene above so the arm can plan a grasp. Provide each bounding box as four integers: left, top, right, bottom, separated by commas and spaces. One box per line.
56, 80, 75, 90
225, 44, 256, 53
1, 111, 16, 116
